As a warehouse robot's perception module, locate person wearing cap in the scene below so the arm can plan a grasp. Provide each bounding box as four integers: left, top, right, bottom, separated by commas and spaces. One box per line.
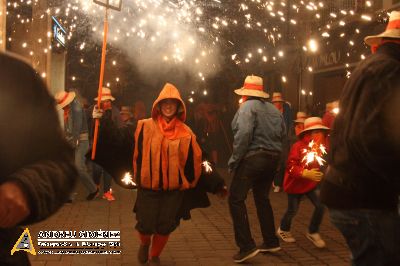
320, 11, 400, 265
271, 92, 294, 193
294, 112, 307, 137
55, 90, 99, 202
228, 75, 286, 263
91, 83, 227, 266
89, 87, 122, 201
277, 117, 329, 248
0, 52, 77, 265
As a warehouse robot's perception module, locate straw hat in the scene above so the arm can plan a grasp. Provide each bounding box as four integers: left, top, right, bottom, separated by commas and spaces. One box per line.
55, 90, 76, 110
294, 111, 307, 123
94, 87, 115, 101
299, 117, 329, 136
364, 11, 400, 46
271, 92, 284, 103
234, 75, 269, 99
120, 106, 133, 116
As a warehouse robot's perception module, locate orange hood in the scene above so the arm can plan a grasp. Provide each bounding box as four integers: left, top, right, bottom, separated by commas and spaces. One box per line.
151, 83, 186, 122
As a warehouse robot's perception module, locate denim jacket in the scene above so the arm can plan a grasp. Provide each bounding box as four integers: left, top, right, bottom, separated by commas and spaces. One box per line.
228, 98, 286, 171
65, 98, 88, 146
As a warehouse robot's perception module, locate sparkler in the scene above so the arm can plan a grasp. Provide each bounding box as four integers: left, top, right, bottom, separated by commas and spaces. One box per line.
202, 160, 213, 173
301, 140, 327, 166
121, 172, 136, 186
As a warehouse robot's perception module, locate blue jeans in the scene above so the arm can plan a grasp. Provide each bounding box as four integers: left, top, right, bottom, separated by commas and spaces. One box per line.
92, 162, 112, 193
280, 189, 325, 233
229, 151, 281, 252
330, 209, 400, 266
75, 140, 97, 194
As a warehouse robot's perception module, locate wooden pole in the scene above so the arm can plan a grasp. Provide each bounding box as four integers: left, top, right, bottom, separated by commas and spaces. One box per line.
91, 8, 109, 160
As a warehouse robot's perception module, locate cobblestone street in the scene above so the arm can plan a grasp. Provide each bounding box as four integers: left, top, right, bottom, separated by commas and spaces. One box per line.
27, 169, 350, 266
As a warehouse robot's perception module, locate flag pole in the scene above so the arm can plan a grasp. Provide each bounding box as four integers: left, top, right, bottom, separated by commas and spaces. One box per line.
91, 7, 109, 160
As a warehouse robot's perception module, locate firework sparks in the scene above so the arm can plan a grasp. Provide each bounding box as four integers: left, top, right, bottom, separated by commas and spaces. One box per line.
121, 172, 136, 186
202, 160, 213, 173
301, 140, 327, 166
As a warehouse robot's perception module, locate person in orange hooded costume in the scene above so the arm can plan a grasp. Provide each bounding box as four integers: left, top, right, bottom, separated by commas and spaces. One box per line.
91, 83, 226, 266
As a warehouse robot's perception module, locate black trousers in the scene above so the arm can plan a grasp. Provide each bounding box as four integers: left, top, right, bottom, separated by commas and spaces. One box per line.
229, 151, 280, 252
135, 188, 184, 235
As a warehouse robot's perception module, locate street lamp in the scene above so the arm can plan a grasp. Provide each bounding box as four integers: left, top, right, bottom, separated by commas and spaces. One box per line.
91, 0, 122, 160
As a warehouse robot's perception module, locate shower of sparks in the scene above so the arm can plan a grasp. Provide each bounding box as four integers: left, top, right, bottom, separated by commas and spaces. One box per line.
301, 140, 327, 166
202, 160, 213, 173
121, 172, 136, 186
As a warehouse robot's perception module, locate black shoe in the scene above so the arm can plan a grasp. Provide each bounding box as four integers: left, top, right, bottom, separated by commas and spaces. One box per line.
233, 247, 259, 263
86, 188, 99, 201
137, 244, 150, 264
258, 243, 281, 253
148, 257, 160, 266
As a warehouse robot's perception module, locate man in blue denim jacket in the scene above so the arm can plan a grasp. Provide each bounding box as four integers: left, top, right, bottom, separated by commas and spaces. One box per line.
228, 75, 286, 263
56, 90, 99, 201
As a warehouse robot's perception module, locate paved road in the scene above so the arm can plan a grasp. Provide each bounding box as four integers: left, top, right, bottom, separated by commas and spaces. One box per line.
27, 169, 350, 266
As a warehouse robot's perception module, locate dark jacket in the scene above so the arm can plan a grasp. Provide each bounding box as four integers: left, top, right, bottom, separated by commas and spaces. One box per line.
90, 110, 225, 221
320, 43, 400, 210
0, 52, 77, 264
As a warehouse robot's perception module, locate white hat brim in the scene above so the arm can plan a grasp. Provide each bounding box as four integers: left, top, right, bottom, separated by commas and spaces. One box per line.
364, 29, 400, 46
94, 95, 115, 101
56, 92, 76, 110
294, 119, 305, 123
299, 125, 330, 136
234, 88, 269, 99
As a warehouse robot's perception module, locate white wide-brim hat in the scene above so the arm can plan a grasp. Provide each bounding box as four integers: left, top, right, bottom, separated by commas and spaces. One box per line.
364, 11, 400, 46
234, 75, 269, 99
299, 117, 329, 136
271, 92, 284, 102
55, 91, 76, 110
294, 111, 307, 123
94, 87, 115, 101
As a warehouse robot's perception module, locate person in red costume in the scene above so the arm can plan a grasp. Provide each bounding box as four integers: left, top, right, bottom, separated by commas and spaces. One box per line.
277, 117, 329, 248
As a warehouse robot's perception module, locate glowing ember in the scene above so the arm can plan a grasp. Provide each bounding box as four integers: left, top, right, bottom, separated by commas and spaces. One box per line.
332, 107, 339, 115
301, 140, 327, 166
202, 160, 213, 173
121, 172, 136, 186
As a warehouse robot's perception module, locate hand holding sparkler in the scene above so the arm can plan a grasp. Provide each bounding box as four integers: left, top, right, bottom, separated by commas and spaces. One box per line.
302, 168, 323, 182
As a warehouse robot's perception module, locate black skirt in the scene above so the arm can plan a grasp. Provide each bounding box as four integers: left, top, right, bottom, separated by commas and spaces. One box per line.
134, 188, 184, 235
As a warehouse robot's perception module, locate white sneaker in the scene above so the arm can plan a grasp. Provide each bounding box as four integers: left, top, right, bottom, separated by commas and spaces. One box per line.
276, 227, 296, 243
306, 232, 326, 248
273, 186, 281, 192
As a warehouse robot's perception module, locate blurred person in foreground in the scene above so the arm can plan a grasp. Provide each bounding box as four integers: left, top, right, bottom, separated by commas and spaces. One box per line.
0, 52, 77, 265
91, 83, 227, 266
320, 11, 400, 265
228, 75, 286, 263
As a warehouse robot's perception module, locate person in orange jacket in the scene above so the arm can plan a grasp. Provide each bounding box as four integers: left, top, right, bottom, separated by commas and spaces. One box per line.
91, 83, 227, 266
277, 117, 329, 248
